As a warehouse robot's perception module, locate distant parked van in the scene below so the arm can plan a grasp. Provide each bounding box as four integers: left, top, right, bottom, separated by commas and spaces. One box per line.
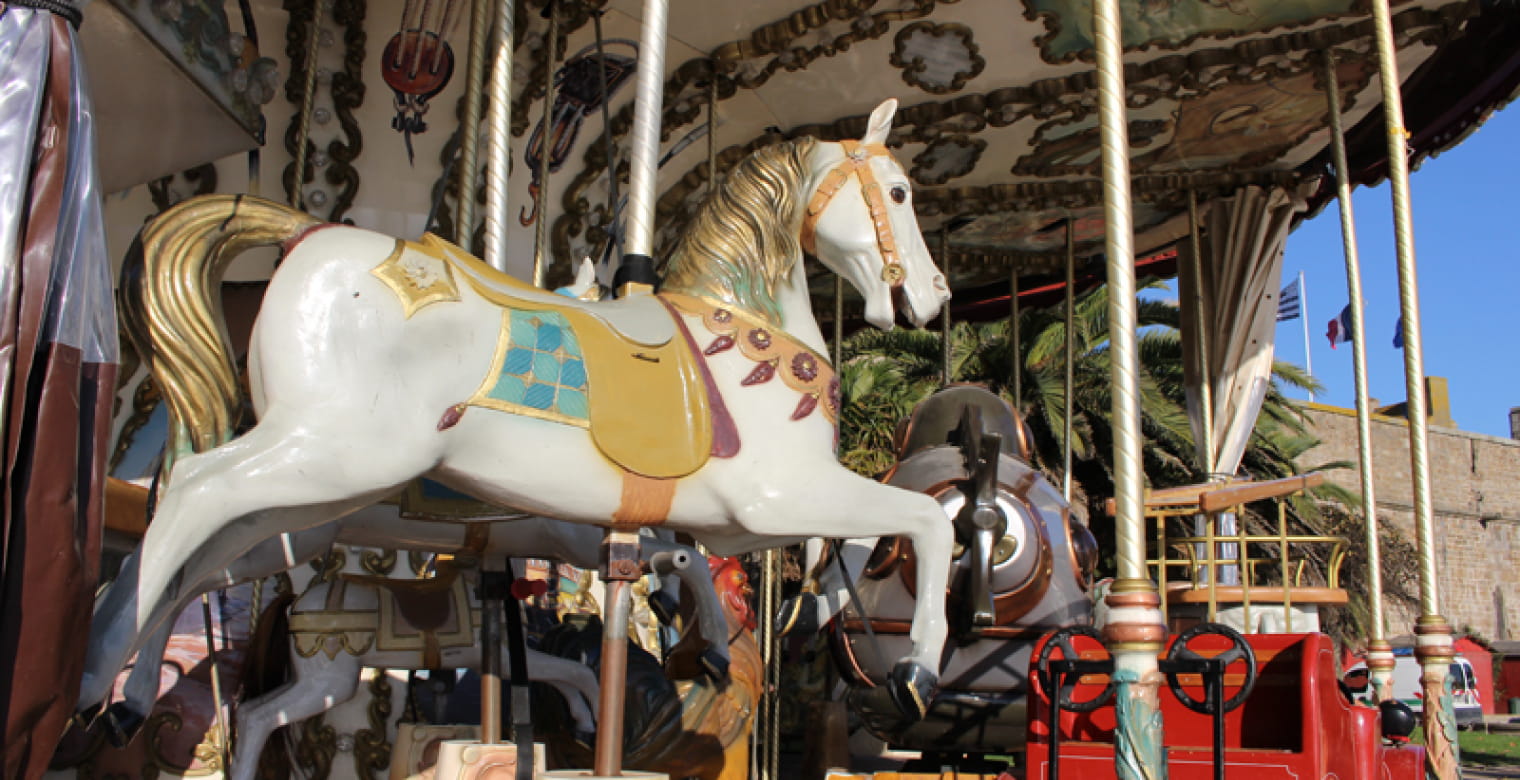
1346, 649, 1483, 727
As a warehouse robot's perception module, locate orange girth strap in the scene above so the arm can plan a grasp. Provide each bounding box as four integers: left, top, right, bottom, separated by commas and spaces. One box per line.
800, 140, 905, 287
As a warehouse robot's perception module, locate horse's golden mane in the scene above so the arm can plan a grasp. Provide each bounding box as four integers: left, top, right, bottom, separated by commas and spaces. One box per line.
660, 137, 818, 326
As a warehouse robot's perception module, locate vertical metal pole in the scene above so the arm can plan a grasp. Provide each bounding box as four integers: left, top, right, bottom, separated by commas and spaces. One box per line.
1010, 265, 1022, 410
707, 67, 719, 193
482, 0, 515, 272
1187, 190, 1215, 478
760, 548, 781, 780
1062, 223, 1075, 503
1368, 3, 1458, 774
1299, 270, 1315, 402
199, 595, 230, 771
833, 275, 844, 368
613, 0, 669, 293
1187, 191, 1225, 584
457, 0, 491, 253
480, 572, 504, 743
594, 1, 666, 773
1322, 48, 1394, 701
592, 10, 621, 263
1093, 0, 1167, 777
531, 1, 558, 287
594, 577, 632, 774
290, 13, 322, 210
940, 226, 952, 385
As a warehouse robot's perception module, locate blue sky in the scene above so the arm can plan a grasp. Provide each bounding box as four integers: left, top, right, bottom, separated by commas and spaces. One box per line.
1274, 104, 1520, 439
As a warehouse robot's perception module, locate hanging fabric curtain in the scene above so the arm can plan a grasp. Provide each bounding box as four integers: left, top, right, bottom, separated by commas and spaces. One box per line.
1178, 183, 1310, 478
0, 9, 119, 778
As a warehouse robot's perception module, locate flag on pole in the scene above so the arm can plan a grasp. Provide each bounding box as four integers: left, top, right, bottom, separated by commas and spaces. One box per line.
1394, 316, 1404, 348
1326, 304, 1353, 349
1277, 277, 1302, 322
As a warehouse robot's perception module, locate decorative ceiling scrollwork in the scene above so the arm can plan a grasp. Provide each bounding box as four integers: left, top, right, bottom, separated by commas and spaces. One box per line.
546, 0, 960, 284
890, 21, 985, 94
911, 134, 985, 185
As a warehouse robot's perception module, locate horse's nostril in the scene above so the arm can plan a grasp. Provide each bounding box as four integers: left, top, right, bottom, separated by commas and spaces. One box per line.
932, 275, 948, 291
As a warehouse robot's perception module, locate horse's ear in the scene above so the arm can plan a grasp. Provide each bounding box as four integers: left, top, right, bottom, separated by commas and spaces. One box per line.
863, 99, 898, 145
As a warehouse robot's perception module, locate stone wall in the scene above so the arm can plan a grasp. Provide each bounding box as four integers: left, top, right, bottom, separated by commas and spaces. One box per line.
1298, 404, 1520, 640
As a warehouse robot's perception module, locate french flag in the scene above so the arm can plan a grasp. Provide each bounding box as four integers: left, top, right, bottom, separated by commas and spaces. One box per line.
1326, 304, 1352, 349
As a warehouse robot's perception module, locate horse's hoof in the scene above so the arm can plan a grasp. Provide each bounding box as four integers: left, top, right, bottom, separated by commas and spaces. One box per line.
102, 702, 148, 748
888, 661, 936, 723
573, 728, 597, 751
774, 592, 819, 637
699, 647, 731, 685
649, 589, 679, 627
72, 701, 104, 730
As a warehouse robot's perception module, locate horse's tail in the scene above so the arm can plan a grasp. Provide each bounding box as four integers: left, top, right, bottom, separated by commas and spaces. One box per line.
124, 195, 321, 469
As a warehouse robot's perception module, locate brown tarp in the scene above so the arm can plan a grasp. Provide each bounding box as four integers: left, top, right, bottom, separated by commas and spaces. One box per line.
0, 14, 118, 779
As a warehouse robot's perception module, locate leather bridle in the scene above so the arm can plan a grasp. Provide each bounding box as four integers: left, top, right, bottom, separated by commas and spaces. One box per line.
800, 140, 907, 288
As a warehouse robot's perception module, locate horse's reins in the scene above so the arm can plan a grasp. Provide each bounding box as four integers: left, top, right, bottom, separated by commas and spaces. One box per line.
800, 140, 907, 288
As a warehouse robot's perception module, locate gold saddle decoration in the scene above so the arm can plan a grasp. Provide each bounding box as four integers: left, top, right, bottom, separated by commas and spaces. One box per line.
369, 236, 461, 318
395, 234, 714, 480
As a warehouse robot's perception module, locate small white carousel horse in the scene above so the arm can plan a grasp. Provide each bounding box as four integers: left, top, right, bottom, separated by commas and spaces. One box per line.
228, 562, 601, 780
102, 508, 729, 740
83, 99, 952, 721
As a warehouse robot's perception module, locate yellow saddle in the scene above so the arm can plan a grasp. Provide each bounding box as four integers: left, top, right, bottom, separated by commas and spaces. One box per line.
371, 234, 714, 480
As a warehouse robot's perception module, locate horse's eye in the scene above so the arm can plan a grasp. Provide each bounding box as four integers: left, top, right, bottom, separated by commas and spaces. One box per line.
890, 185, 907, 205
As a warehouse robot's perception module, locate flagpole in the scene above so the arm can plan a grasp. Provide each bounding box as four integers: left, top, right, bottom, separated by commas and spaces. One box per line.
1299, 270, 1314, 402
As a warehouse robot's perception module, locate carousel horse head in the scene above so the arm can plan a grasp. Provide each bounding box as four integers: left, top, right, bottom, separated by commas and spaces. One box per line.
663, 98, 947, 331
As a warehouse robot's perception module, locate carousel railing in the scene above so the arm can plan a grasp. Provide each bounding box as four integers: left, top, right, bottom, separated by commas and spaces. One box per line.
1107, 473, 1350, 628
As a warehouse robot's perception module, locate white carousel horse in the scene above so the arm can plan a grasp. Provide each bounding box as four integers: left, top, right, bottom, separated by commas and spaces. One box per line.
103, 507, 729, 740
82, 99, 953, 721
228, 564, 600, 780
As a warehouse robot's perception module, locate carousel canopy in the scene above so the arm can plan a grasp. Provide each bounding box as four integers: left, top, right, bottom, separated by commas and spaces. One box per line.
493, 0, 1517, 314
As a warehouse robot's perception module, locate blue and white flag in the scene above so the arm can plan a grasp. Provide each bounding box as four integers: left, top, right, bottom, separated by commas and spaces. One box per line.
1277, 278, 1302, 322
1326, 304, 1352, 349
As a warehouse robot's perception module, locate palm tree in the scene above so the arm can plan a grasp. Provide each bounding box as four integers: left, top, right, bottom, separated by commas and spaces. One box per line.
836, 282, 1419, 641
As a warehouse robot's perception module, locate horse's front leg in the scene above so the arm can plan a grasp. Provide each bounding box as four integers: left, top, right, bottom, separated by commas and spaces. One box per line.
776, 536, 879, 638
729, 467, 951, 721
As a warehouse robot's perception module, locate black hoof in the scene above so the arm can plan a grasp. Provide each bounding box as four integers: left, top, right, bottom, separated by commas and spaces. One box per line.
72, 701, 104, 731
102, 701, 147, 748
888, 661, 936, 723
699, 647, 731, 685
573, 728, 597, 751
774, 592, 819, 637
649, 589, 679, 627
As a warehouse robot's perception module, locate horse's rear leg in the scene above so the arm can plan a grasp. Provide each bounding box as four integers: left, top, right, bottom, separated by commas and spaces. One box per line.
122, 412, 435, 698
229, 651, 362, 780
734, 468, 952, 721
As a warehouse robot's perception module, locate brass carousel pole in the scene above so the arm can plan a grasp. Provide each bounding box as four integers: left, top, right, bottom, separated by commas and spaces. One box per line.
530, 0, 558, 287
833, 276, 844, 368
1186, 190, 1214, 479
1093, 0, 1167, 776
456, 0, 491, 252
1368, 1, 1459, 774
1010, 262, 1021, 410
290, 9, 322, 210
1321, 48, 1394, 703
1186, 190, 1224, 595
941, 226, 953, 385
1062, 221, 1075, 502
